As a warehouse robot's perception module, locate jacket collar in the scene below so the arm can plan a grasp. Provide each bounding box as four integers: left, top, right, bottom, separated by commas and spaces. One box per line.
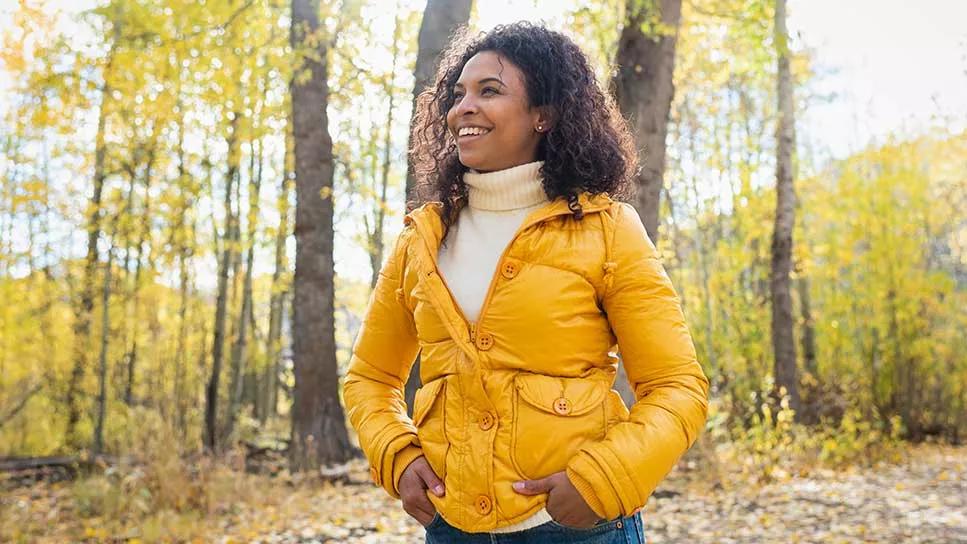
401, 190, 616, 365
404, 191, 614, 253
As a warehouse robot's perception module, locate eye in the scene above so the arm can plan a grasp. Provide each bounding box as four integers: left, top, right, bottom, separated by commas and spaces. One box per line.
482, 87, 498, 96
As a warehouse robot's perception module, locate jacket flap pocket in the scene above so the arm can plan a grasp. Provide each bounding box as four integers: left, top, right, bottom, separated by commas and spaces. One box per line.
412, 376, 446, 426
514, 373, 607, 416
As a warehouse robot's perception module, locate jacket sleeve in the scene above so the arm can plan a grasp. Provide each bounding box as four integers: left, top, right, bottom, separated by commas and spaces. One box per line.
342, 227, 424, 500
566, 202, 710, 519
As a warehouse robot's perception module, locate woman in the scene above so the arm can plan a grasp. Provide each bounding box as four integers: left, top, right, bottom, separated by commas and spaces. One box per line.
343, 22, 709, 543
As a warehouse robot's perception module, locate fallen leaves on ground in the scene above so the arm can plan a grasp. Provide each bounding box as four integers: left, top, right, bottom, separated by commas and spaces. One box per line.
1, 443, 964, 543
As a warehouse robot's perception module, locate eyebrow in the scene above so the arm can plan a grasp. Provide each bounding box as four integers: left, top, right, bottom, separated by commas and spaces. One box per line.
453, 77, 505, 88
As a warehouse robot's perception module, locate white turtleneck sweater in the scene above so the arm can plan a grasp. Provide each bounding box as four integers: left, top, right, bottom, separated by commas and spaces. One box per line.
435, 159, 555, 533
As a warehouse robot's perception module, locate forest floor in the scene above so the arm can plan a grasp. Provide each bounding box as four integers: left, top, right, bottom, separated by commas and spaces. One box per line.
2, 443, 964, 543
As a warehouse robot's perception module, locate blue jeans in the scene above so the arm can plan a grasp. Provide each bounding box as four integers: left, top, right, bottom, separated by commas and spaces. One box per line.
424, 510, 646, 543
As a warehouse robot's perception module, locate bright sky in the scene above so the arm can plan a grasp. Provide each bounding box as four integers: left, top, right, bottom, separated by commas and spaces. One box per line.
786, 0, 967, 161
2, 0, 965, 285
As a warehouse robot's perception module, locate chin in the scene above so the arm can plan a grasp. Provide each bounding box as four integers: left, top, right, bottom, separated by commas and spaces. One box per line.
458, 154, 490, 171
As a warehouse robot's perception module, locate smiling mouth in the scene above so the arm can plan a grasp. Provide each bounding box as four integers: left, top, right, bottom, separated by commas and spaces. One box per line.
457, 128, 492, 141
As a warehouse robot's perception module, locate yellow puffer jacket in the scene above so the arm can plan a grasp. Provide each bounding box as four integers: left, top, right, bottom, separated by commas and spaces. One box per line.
342, 191, 709, 533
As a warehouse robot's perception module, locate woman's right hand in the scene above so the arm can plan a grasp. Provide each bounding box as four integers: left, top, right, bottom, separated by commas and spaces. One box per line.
399, 455, 445, 527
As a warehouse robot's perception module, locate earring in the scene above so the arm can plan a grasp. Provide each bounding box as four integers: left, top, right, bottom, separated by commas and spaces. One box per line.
536, 124, 543, 132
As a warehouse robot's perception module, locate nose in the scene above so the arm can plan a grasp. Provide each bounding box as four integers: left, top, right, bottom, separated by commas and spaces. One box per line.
453, 93, 478, 117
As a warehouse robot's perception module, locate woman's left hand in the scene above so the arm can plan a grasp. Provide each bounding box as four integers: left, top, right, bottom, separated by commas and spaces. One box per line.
512, 471, 602, 529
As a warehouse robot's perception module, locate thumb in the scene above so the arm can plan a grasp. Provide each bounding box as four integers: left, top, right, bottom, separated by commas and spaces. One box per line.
419, 463, 446, 497
513, 477, 552, 495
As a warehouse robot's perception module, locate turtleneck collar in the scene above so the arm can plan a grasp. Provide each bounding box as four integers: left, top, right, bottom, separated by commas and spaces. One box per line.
463, 160, 549, 211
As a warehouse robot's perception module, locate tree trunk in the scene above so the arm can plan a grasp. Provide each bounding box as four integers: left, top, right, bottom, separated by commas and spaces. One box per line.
173, 81, 193, 438
612, 0, 682, 244
403, 0, 473, 204
94, 226, 117, 456
204, 114, 241, 452
403, 0, 473, 418
770, 0, 801, 417
226, 130, 263, 442
289, 0, 353, 471
124, 147, 154, 408
66, 44, 115, 451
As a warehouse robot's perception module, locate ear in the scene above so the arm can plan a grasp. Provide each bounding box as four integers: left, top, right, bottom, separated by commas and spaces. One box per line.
534, 105, 558, 132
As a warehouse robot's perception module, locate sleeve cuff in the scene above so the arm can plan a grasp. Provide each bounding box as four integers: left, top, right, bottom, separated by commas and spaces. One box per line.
391, 444, 425, 498
566, 465, 607, 519
565, 451, 626, 519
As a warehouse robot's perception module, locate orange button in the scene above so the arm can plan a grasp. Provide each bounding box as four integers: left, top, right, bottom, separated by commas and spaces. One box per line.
478, 411, 495, 430
475, 494, 492, 515
475, 331, 494, 351
500, 261, 519, 279
553, 397, 571, 415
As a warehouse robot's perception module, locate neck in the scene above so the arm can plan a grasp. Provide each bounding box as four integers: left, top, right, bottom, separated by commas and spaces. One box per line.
464, 160, 549, 211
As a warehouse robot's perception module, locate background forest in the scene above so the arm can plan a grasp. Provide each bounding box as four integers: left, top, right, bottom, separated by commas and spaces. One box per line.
1, 0, 965, 542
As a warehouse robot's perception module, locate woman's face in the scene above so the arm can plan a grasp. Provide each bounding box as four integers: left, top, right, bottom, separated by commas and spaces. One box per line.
446, 51, 549, 173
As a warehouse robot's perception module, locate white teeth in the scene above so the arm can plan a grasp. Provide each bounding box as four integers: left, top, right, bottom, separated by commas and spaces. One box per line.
458, 127, 490, 137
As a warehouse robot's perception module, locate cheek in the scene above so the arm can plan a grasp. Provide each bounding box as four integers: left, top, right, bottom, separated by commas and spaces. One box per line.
493, 111, 530, 142
493, 101, 530, 134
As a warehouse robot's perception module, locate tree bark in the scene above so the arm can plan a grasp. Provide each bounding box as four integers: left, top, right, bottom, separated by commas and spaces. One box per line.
770, 0, 801, 417
289, 0, 353, 471
612, 0, 682, 244
403, 0, 473, 204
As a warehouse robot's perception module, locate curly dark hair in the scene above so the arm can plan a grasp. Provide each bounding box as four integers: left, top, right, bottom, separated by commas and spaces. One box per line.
407, 21, 638, 242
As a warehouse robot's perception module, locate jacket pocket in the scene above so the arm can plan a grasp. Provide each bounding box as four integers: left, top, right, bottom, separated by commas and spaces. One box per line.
413, 376, 449, 482
511, 373, 609, 480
